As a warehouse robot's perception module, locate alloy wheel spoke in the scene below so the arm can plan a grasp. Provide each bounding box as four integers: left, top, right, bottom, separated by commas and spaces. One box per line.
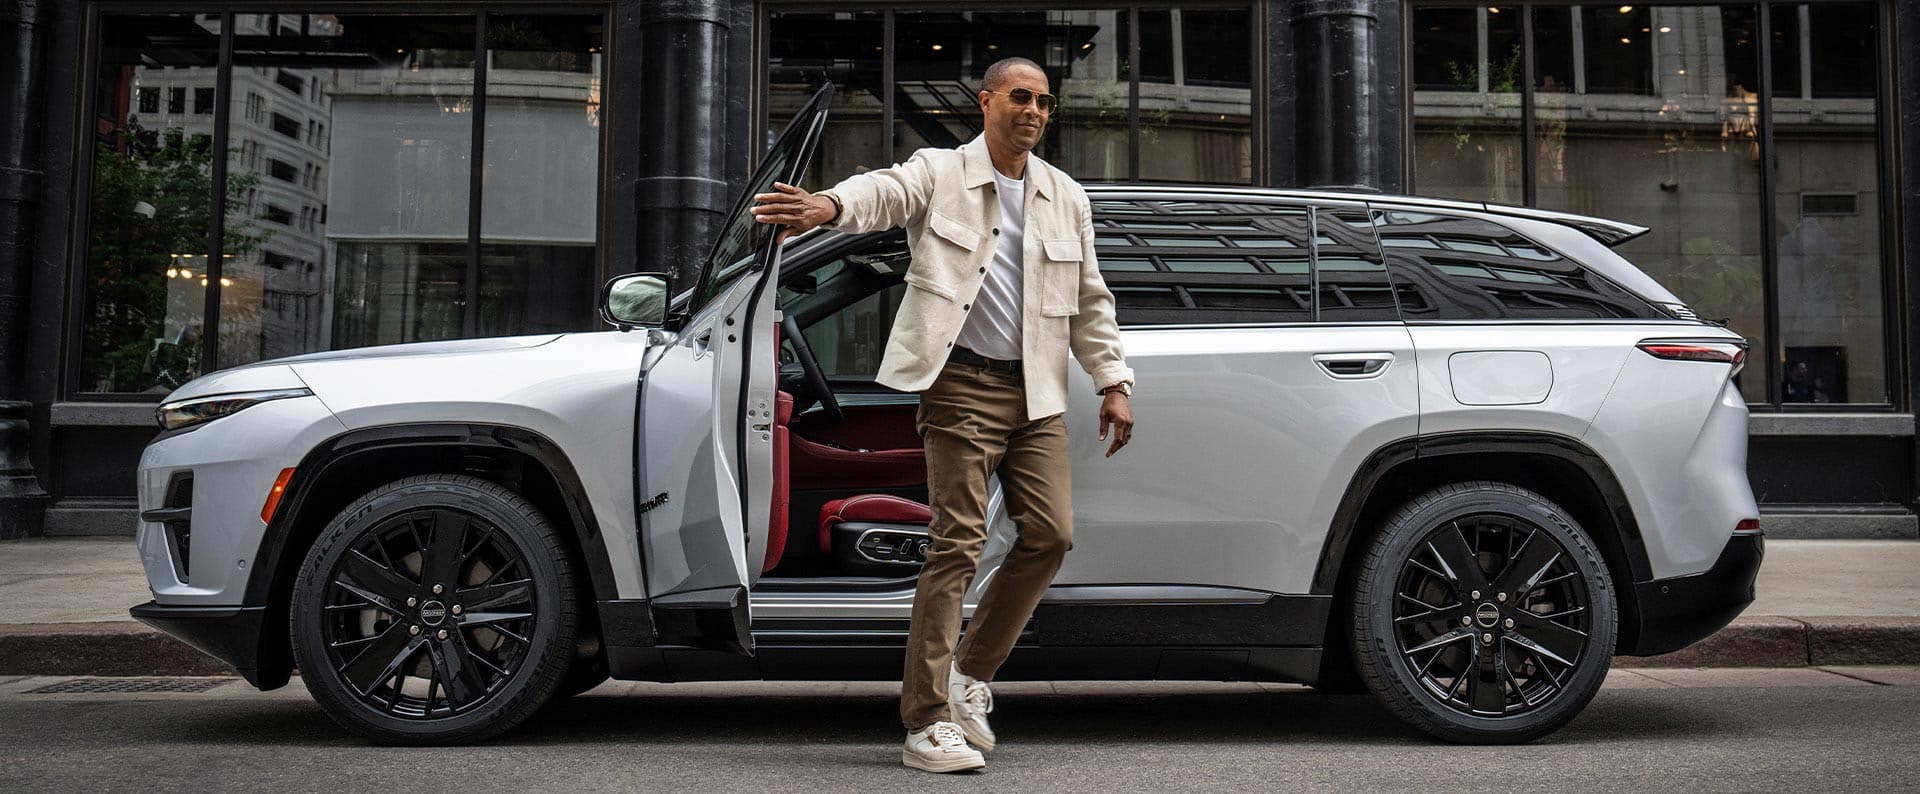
456, 578, 533, 612
428, 631, 489, 708
1491, 531, 1562, 596
420, 510, 469, 589
1509, 611, 1588, 666
341, 624, 424, 696
460, 610, 534, 628
1427, 524, 1490, 594
1403, 627, 1474, 656
1468, 640, 1507, 714
337, 550, 415, 612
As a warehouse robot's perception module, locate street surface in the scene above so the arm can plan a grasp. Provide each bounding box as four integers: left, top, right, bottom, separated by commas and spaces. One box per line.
3, 670, 1917, 792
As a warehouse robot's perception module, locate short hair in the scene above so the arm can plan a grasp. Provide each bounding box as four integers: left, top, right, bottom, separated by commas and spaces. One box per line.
982, 57, 1046, 93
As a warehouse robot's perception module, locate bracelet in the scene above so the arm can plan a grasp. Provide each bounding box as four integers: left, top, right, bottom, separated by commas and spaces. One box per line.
823, 193, 844, 225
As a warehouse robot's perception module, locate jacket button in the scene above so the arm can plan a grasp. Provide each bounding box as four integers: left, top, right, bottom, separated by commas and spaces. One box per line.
992, 228, 1000, 236
978, 266, 987, 273
946, 341, 953, 348
963, 304, 971, 310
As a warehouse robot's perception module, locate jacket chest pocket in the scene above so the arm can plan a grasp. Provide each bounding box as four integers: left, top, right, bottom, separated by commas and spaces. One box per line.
1040, 239, 1083, 317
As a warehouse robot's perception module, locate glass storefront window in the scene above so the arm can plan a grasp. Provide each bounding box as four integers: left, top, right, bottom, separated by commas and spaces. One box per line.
1410, 6, 1523, 204
766, 12, 885, 192
768, 5, 1252, 186
1409, 2, 1890, 407
478, 14, 603, 338
80, 15, 222, 394
80, 11, 606, 390
1771, 2, 1884, 404
1139, 7, 1252, 182
1534, 5, 1767, 403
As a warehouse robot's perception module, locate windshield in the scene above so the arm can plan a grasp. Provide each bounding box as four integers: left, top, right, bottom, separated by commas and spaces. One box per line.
689, 87, 830, 311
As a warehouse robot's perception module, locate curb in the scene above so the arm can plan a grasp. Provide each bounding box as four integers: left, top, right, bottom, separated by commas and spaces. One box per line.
0, 622, 232, 677
1616, 616, 1920, 668
2, 616, 1916, 678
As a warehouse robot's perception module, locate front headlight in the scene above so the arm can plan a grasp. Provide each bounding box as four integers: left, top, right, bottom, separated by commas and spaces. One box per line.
156, 388, 314, 431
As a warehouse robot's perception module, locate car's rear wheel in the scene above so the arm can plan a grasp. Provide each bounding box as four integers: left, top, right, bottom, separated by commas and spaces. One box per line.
291, 474, 579, 745
1349, 481, 1616, 744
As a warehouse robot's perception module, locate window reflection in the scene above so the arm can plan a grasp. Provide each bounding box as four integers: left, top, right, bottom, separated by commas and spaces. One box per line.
1772, 2, 1883, 403
767, 6, 1252, 186
80, 15, 221, 393
1410, 6, 1523, 204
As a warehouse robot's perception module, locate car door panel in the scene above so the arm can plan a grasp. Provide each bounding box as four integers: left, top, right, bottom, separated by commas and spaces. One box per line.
634, 84, 831, 654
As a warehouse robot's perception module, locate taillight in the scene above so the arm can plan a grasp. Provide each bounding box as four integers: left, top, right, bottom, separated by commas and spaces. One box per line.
1637, 340, 1748, 378
1733, 518, 1761, 535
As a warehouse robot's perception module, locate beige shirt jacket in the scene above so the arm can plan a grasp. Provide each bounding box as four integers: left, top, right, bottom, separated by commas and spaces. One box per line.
818, 135, 1134, 421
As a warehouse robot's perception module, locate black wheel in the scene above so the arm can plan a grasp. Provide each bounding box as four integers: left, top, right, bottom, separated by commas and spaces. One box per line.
1349, 481, 1616, 744
291, 474, 580, 745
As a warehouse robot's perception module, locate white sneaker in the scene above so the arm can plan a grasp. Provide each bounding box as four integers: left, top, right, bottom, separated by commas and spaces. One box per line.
947, 662, 997, 751
902, 721, 986, 773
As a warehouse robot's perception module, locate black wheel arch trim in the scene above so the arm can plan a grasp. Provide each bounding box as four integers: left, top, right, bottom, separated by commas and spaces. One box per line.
1312, 430, 1653, 596
222, 422, 631, 690
245, 422, 621, 606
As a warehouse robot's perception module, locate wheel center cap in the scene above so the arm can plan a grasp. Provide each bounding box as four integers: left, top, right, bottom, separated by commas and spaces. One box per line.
419, 600, 447, 626
1474, 602, 1501, 628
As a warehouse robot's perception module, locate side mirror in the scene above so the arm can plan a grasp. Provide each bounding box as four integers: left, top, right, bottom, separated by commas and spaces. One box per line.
601, 272, 670, 329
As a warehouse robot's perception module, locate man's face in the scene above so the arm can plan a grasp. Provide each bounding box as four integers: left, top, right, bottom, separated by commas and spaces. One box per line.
979, 64, 1051, 153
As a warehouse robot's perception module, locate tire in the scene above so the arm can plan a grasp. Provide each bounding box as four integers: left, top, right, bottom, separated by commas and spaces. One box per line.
1349, 481, 1617, 744
291, 474, 580, 745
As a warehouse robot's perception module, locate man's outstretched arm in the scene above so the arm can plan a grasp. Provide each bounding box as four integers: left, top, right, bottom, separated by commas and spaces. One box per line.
752, 151, 937, 240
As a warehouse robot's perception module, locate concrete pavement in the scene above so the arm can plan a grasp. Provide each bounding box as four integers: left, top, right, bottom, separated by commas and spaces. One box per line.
1, 536, 1917, 674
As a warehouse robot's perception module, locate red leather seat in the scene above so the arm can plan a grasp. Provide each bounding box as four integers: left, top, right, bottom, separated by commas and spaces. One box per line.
818, 494, 932, 552
765, 390, 794, 573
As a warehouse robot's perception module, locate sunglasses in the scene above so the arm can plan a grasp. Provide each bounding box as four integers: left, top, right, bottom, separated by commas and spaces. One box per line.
987, 88, 1058, 113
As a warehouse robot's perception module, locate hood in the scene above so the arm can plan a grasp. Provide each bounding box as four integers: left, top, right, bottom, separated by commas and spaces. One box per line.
267, 334, 565, 365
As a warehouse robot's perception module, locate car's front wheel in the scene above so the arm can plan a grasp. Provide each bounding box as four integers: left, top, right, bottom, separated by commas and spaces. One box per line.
291, 474, 580, 745
1349, 481, 1617, 744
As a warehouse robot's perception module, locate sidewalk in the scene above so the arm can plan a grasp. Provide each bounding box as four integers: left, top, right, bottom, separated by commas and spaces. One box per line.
1, 537, 1916, 675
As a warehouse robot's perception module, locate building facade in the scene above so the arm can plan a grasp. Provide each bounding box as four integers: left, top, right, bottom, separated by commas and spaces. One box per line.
0, 0, 1914, 539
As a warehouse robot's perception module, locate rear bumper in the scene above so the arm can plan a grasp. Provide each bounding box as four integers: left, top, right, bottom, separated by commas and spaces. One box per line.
1621, 533, 1764, 656
129, 601, 289, 690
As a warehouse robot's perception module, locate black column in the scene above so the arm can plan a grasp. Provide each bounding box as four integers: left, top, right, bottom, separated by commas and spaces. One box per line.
0, 0, 50, 539
1291, 0, 1392, 190
1897, 0, 1920, 512
635, 0, 737, 288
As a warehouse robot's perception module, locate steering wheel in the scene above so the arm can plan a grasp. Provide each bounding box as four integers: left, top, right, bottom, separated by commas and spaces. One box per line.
780, 314, 844, 422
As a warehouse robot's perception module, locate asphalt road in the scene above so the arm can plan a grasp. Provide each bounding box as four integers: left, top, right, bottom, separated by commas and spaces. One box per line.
2, 673, 1916, 792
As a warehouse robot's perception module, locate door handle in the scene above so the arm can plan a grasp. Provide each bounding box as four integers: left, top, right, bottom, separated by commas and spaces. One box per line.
1313, 352, 1394, 379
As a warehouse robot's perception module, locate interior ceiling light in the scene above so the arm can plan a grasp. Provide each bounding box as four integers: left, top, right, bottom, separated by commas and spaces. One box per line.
1619, 5, 1633, 12
1660, 26, 1672, 33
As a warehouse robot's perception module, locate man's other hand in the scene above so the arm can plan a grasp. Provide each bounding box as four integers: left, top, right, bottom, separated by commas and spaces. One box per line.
1097, 391, 1132, 458
751, 182, 837, 243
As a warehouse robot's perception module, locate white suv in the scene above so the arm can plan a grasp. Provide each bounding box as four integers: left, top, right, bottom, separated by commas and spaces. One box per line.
130, 87, 1762, 746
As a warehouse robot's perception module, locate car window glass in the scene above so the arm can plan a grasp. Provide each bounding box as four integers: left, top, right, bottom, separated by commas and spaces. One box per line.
1092, 199, 1314, 325
690, 94, 824, 312
781, 236, 912, 381
1371, 210, 1665, 320
1314, 207, 1400, 323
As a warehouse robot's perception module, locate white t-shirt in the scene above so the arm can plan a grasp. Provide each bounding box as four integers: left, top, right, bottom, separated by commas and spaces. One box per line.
952, 167, 1027, 361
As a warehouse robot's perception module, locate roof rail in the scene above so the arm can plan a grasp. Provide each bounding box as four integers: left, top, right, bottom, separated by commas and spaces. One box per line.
1080, 184, 1652, 246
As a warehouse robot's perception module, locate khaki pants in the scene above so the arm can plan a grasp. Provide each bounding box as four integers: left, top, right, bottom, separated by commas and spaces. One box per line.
901, 361, 1073, 731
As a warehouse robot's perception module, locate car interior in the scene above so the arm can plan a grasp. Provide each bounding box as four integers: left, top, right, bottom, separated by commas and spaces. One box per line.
760, 230, 934, 584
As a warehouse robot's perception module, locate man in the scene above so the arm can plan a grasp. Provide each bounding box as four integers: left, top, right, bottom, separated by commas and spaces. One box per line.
752, 57, 1134, 774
